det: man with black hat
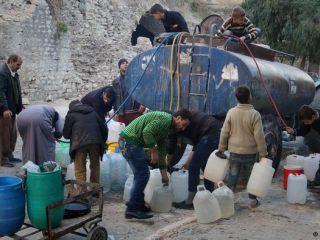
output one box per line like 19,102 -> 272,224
112,59 -> 145,125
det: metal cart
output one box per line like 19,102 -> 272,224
9,180 -> 107,240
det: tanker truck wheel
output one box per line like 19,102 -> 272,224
304,86 -> 320,153
262,114 -> 282,172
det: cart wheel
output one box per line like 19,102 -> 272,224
87,226 -> 108,240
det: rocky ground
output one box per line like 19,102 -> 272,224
0,101 -> 319,240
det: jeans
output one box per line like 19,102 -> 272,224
188,133 -> 220,192
120,140 -> 150,211
227,153 -> 258,199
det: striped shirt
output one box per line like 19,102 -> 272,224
120,111 -> 173,169
218,17 -> 259,41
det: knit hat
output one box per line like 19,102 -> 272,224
118,58 -> 128,69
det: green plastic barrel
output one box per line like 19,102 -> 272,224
26,167 -> 64,230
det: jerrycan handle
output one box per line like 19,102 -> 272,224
260,157 -> 273,167
197,185 -> 206,192
217,181 -> 225,188
215,150 -> 227,159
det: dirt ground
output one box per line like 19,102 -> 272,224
0,101 -> 319,240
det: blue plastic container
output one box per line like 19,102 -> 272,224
0,176 -> 25,236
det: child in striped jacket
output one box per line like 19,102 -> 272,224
218,7 -> 261,43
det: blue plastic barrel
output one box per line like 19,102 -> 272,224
0,176 -> 25,236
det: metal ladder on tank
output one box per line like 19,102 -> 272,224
187,35 -> 213,112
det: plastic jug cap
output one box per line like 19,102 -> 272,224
217,181 -> 225,187
197,185 -> 206,192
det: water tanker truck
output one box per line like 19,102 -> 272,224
124,15 -> 315,171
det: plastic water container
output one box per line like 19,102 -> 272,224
66,162 -> 90,182
55,141 -> 71,168
247,158 -> 275,198
303,154 -> 320,181
27,168 -> 64,230
285,154 -> 304,167
171,170 -> 188,203
107,152 -> 129,191
100,154 -> 111,193
204,150 -> 229,183
150,186 -> 173,213
212,181 -> 235,219
144,169 -> 170,204
193,185 -> 221,224
107,119 -> 125,143
283,165 -> 304,190
0,176 -> 25,236
287,173 -> 307,204
123,174 -> 134,202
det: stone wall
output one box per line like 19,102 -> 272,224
0,0 -> 237,103
0,0 -> 201,102
0,0 -> 71,102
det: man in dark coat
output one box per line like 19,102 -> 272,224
286,105 -> 320,136
0,54 -> 23,167
150,4 -> 189,33
131,12 -> 166,46
166,111 -> 222,209
112,59 -> 145,125
81,86 -> 116,122
63,100 -> 108,188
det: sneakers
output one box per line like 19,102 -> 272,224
141,204 -> 151,213
125,210 -> 153,219
125,202 -> 151,213
249,199 -> 261,208
173,201 -> 194,210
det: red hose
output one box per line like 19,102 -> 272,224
223,35 -> 288,128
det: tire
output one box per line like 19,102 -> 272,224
262,114 -> 282,172
87,226 -> 108,240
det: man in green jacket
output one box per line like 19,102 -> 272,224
119,110 -> 192,219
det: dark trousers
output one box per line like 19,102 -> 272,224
120,140 -> 150,211
227,153 -> 258,199
188,133 -> 220,192
0,116 -> 17,164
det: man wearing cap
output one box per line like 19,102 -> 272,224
112,59 -> 145,125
